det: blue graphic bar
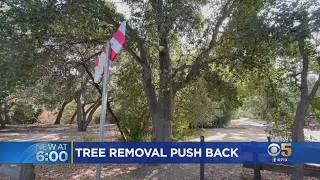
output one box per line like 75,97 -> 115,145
1,142 -> 320,164
73,142 -> 320,164
0,142 -> 72,164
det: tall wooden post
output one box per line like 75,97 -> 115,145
19,164 -> 35,180
252,141 -> 261,180
200,136 -> 204,180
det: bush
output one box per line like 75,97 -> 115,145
213,108 -> 233,128
232,108 -> 242,119
120,114 -> 152,142
173,127 -> 195,142
12,103 -> 42,124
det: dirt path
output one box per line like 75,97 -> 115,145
185,118 -> 270,142
0,124 -> 120,142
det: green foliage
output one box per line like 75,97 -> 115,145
112,55 -> 151,142
12,103 -> 42,124
174,77 -> 222,138
240,96 -> 267,119
240,67 -> 299,140
175,78 -> 222,125
174,68 -> 243,138
308,97 -> 320,123
218,107 -> 233,127
231,108 -> 242,119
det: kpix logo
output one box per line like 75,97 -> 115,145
267,143 -> 292,162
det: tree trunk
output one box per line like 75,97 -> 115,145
138,34 -> 174,142
291,39 -> 310,144
54,101 -> 70,125
0,113 -> 5,128
291,99 -> 309,180
153,36 -> 173,142
291,92 -> 320,180
75,93 -> 86,131
84,103 -> 97,118
292,100 -> 308,142
69,110 -> 77,124
83,102 -> 100,129
82,103 -> 86,122
4,103 -> 12,124
153,95 -> 173,142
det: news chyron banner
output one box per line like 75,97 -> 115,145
0,142 -> 72,164
1,142 -> 320,164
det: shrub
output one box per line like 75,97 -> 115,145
219,108 -> 233,127
12,103 -> 42,124
231,108 -> 242,119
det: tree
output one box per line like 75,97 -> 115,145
108,0 -> 270,142
0,108 -> 5,128
0,1 -> 50,127
0,0 -> 123,132
260,0 -> 320,179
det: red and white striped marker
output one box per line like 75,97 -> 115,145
94,21 -> 126,83
110,21 -> 126,61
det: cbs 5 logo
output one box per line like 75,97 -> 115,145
267,143 -> 292,157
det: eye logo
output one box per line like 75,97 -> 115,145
267,143 -> 281,157
267,143 -> 292,157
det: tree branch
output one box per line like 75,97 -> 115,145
309,74 -> 320,101
298,39 -> 310,97
308,56 -> 320,100
125,45 -> 145,66
171,64 -> 193,79
84,51 -> 103,63
197,0 -> 237,60
84,100 -> 100,114
173,54 -> 235,94
76,50 -> 105,96
77,61 -> 102,95
171,0 -> 238,95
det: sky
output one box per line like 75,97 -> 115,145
110,0 -> 131,18
110,0 -> 215,20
